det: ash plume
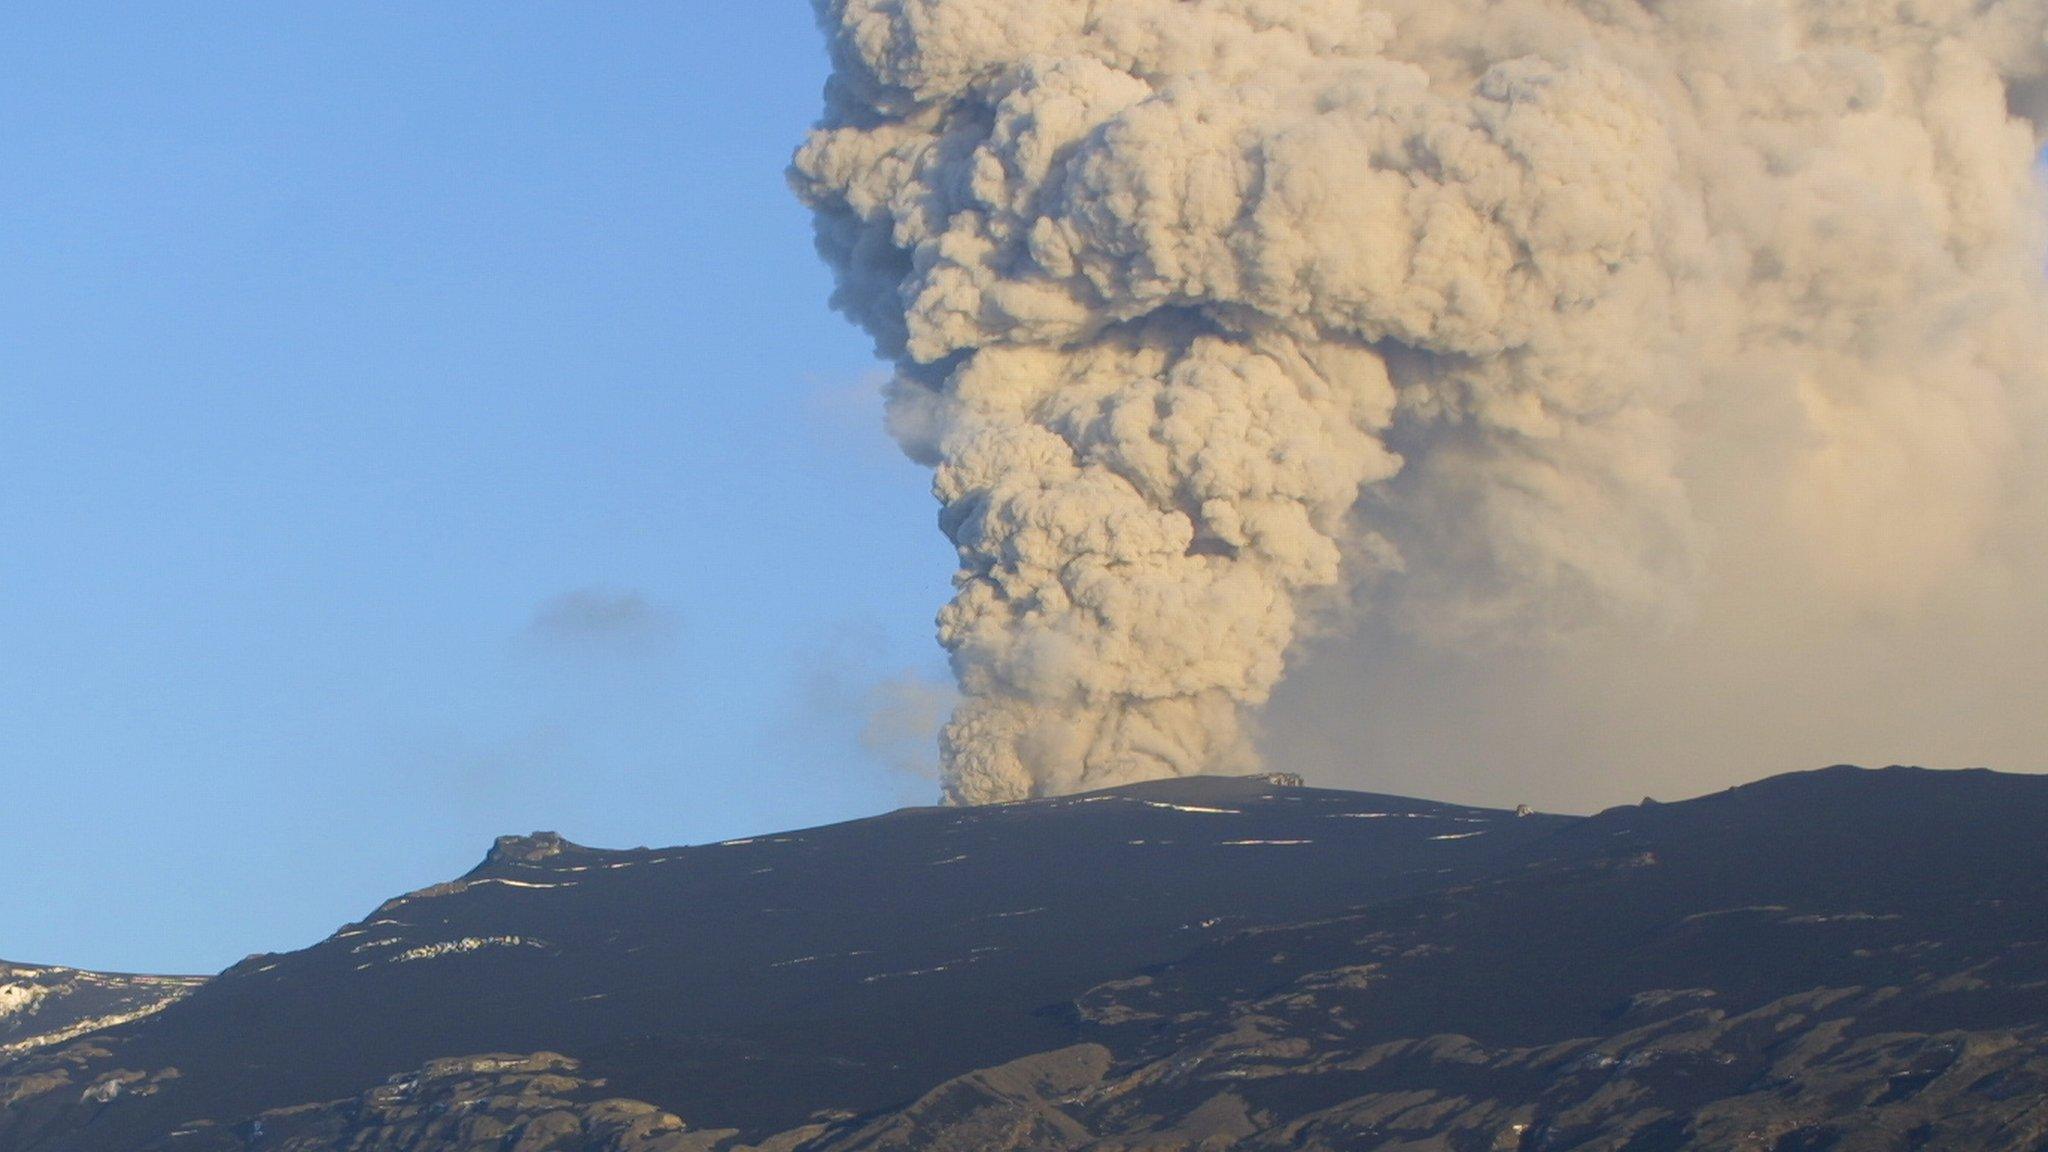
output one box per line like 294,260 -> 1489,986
793,0 -> 2048,805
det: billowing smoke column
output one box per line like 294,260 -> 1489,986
794,0 -> 2048,805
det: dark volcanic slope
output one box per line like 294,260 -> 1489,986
5,767 -> 2047,1152
0,775 -> 1563,1150
0,964 -> 202,1059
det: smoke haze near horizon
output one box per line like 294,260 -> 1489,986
794,0 -> 2048,806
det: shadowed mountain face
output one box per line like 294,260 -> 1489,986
0,964 -> 203,1060
4,767 -> 2046,1151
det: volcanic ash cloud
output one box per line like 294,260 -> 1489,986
792,0 -> 2048,805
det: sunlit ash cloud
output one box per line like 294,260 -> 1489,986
794,0 -> 2048,805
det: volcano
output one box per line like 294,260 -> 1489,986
4,766 -> 2045,1151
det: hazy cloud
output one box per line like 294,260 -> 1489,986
857,672 -> 957,781
521,589 -> 680,661
788,626 -> 956,787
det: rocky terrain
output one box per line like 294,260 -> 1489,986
0,963 -> 202,1060
4,766 -> 2045,1151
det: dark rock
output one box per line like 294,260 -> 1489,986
6,767 -> 2046,1151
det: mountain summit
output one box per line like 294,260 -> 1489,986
3,767 -> 2045,1151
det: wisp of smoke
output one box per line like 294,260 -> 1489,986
794,0 -> 2048,805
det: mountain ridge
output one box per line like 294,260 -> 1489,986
4,765 -> 2044,1151
0,964 -> 204,1062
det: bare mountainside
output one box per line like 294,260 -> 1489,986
3,766 -> 2046,1151
0,964 -> 202,1061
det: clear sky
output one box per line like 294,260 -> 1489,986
2,5 -> 956,974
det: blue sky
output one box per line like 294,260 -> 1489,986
1,5 -> 957,974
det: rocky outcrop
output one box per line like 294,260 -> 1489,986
250,1052 -> 712,1152
811,1045 -> 1113,1151
488,832 -> 577,867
